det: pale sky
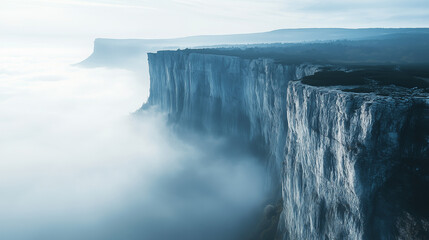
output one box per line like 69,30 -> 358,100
1,0 -> 429,41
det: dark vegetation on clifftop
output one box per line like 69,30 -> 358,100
301,66 -> 429,91
176,33 -> 429,93
179,33 -> 429,65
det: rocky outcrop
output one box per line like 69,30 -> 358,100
282,82 -> 429,239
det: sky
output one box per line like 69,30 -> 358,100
1,0 -> 429,43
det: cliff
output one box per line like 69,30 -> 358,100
283,82 -> 429,239
144,50 -> 429,239
146,51 -> 319,184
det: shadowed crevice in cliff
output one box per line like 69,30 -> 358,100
369,102 -> 429,239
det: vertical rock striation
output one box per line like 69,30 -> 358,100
282,82 -> 429,239
147,51 -> 318,182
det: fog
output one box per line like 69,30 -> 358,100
0,46 -> 268,240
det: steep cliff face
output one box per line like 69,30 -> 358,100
282,82 -> 429,239
145,51 -> 429,239
147,51 -> 319,181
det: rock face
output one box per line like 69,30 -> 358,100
144,50 -> 429,239
147,51 -> 319,183
283,82 -> 429,239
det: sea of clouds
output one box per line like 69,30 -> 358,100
0,47 -> 267,240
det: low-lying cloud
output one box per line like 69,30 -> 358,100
0,47 -> 267,240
